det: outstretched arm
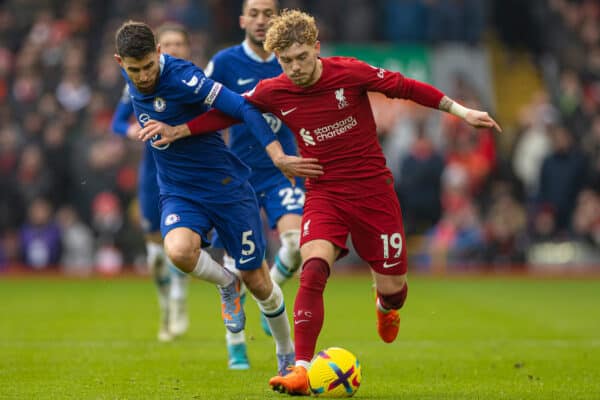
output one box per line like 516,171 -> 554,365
399,78 -> 501,132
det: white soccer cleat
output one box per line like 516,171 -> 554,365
157,323 -> 173,342
169,298 -> 189,337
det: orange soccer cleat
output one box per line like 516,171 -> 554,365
269,365 -> 310,396
376,306 -> 400,343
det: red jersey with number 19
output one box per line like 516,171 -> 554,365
244,56 -> 442,197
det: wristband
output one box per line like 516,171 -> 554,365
449,102 -> 469,119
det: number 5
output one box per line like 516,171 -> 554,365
242,230 -> 256,256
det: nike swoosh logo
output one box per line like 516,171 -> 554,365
294,319 -> 310,325
382,260 -> 401,268
286,205 -> 303,210
239,256 -> 256,265
237,77 -> 255,86
281,107 -> 297,116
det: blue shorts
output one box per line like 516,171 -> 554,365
159,182 -> 266,271
257,178 -> 305,229
212,177 -> 304,248
138,148 -> 161,233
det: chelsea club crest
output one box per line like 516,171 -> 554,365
153,97 -> 166,112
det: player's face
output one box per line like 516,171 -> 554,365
116,49 -> 161,94
240,0 -> 277,46
277,42 -> 321,87
158,31 -> 190,60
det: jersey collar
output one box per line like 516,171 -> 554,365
242,40 -> 275,63
159,53 -> 165,75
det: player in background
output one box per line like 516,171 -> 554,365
205,0 -> 304,365
137,9 -> 501,395
111,23 -> 193,343
114,21 -> 322,376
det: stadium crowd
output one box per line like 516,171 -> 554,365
0,0 -> 598,274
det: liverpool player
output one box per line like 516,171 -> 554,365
138,10 -> 501,396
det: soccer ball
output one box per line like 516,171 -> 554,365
308,347 -> 361,397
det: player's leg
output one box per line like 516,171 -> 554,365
269,239 -> 340,395
266,182 -> 305,286
259,182 -> 304,336
272,214 -> 302,283
139,154 -> 177,341
215,184 -> 293,375
160,197 -> 245,333
144,232 -> 173,342
350,187 -> 408,344
222,251 -> 250,370
269,194 -> 349,395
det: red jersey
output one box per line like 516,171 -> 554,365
188,56 -> 445,197
246,57 -> 443,196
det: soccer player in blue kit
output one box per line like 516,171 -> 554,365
111,23 -> 192,343
205,0 -> 305,367
113,21 -> 322,375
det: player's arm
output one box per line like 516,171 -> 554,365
138,79 -> 322,180
111,86 -> 142,139
354,59 -> 501,132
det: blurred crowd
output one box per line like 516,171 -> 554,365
0,0 -> 598,274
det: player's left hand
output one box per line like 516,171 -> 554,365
274,155 -> 323,186
465,110 -> 502,132
138,120 -> 190,145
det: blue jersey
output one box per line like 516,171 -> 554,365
206,42 -> 298,192
122,53 -> 276,202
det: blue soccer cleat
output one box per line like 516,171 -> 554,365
219,276 -> 246,333
276,352 -> 296,377
227,343 -> 250,370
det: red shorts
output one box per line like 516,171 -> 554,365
300,184 -> 407,275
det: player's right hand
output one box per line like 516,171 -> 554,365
138,120 -> 190,145
273,154 -> 323,186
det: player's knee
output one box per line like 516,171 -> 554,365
280,229 -> 300,252
377,283 -> 408,310
241,267 -> 271,299
299,257 -> 330,292
164,241 -> 197,273
278,229 -> 302,273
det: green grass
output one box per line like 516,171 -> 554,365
1,275 -> 599,399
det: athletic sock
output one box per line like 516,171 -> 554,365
255,282 -> 294,355
190,250 -> 234,287
293,257 -> 330,363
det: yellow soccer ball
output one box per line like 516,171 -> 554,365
308,347 -> 361,397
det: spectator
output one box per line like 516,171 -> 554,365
536,125 -> 588,233
396,126 -> 445,234
19,197 -> 62,269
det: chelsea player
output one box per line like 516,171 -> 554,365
205,0 -> 305,362
113,21 -> 322,375
111,23 -> 192,343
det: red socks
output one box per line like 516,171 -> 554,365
293,257 -> 330,363
377,282 -> 408,310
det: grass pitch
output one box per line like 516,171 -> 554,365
1,274 -> 599,399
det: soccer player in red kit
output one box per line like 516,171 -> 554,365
139,9 -> 501,396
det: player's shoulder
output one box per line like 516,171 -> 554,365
324,56 -> 369,70
212,44 -> 243,62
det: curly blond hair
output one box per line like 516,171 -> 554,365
264,9 -> 318,53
